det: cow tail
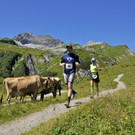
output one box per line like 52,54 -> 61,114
0,80 -> 5,103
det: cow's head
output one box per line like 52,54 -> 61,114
47,77 -> 55,88
42,77 -> 48,84
42,77 -> 54,89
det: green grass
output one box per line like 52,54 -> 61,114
0,62 -> 135,125
0,42 -> 45,56
0,93 -> 68,124
22,88 -> 135,135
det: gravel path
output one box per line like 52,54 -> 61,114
0,74 -> 126,135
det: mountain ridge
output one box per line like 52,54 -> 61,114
11,32 -> 112,50
12,33 -> 64,49
0,32 -> 130,53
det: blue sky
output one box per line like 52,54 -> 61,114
0,0 -> 135,52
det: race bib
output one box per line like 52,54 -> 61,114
66,63 -> 73,69
92,74 -> 97,79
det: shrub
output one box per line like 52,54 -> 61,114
11,61 -> 28,77
0,51 -> 21,77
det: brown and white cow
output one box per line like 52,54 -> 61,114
40,77 -> 61,101
0,75 -> 51,104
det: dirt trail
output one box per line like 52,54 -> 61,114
0,74 -> 126,135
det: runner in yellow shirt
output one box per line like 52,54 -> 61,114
88,57 -> 101,98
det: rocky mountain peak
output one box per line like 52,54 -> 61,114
84,41 -> 103,46
12,33 -> 64,49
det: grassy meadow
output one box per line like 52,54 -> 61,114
0,62 -> 134,126
22,88 -> 135,135
22,62 -> 135,135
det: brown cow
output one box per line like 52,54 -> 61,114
0,75 -> 51,105
40,77 -> 61,101
1,77 -> 23,102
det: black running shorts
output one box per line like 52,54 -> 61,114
90,72 -> 100,83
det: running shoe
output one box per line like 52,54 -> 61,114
64,101 -> 70,108
73,90 -> 77,98
90,94 -> 94,98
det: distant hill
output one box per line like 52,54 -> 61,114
0,37 -> 17,45
12,33 -> 64,49
84,40 -> 103,46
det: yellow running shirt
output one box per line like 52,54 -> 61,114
90,64 -> 98,72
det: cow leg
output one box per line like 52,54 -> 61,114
6,95 -> 9,104
52,88 -> 57,98
34,94 -> 37,100
58,85 -> 61,96
21,96 -> 25,103
6,90 -> 10,104
15,96 -> 18,103
19,95 -> 25,103
20,96 -> 22,101
30,94 -> 35,101
33,93 -> 37,102
40,92 -> 44,101
6,95 -> 11,105
15,96 -> 18,100
31,94 -> 33,101
59,89 -> 61,96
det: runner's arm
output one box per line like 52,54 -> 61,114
97,64 -> 101,71
75,62 -> 80,66
75,55 -> 81,66
60,62 -> 66,67
60,56 -> 66,67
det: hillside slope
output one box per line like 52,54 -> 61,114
0,74 -> 127,135
0,37 -> 134,83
